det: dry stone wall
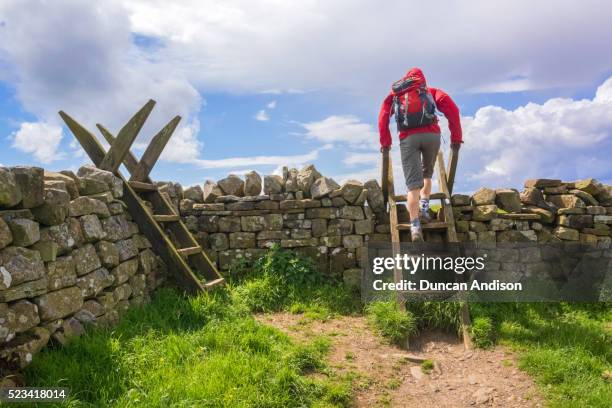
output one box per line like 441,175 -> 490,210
0,165 -> 166,373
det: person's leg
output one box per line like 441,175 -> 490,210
419,133 -> 441,220
399,136 -> 425,241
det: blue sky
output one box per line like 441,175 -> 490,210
1,0 -> 611,194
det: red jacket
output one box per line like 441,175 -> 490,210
378,67 -> 462,148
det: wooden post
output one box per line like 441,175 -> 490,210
447,147 -> 459,195
381,149 -> 390,207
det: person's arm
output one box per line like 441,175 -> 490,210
430,88 -> 462,146
378,92 -> 394,149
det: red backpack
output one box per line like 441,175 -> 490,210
391,77 -> 438,131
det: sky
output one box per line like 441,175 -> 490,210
1,0 -> 611,194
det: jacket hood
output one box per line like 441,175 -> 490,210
404,67 -> 426,86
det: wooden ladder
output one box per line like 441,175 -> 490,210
59,100 -> 224,295
382,147 -> 472,349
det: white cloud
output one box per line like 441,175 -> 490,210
254,110 -> 270,121
299,115 -> 376,148
267,100 -> 277,109
120,0 -> 612,94
190,149 -> 319,170
11,122 -> 64,163
457,76 -> 612,189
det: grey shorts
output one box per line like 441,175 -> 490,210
399,132 -> 441,191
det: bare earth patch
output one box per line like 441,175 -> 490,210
256,313 -> 543,408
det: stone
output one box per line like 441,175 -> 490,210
82,300 -> 105,317
31,188 -> 70,226
0,218 -> 12,250
279,199 -> 321,210
284,168 -> 299,193
202,180 -> 223,203
594,215 -> 612,224
546,194 -> 585,209
80,214 -> 106,242
264,175 -> 284,195
0,247 -> 45,290
44,171 -> 80,199
129,273 -> 147,297
573,178 -> 602,196
291,229 -> 311,239
77,165 -> 123,198
497,230 -> 530,242
244,171 -> 262,196
310,177 -> 340,199
229,232 -> 256,249
469,221 -> 488,232
338,180 -> 363,204
281,238 -> 319,248
586,206 -> 606,215
31,240 -> 58,262
320,236 -> 342,247
1,300 -> 40,341
343,268 -> 362,289
297,165 -> 322,197
524,206 -> 555,223
116,238 -> 138,261
524,178 -> 562,188
305,207 -> 337,219
364,179 -> 385,212
138,249 -> 157,275
477,231 -> 496,243
209,233 -> 229,251
78,177 -> 110,195
519,187 -> 548,208
339,206 -> 364,220
10,166 -> 44,208
0,167 -> 22,208
495,188 -> 522,213
570,189 -> 599,206
111,258 -> 139,285
520,230 -> 538,241
217,174 -> 245,197
183,185 -> 204,203
580,233 -> 598,245
553,226 -> 580,241
46,255 -> 76,291
240,216 -> 265,232
34,286 -> 83,321
68,196 -> 110,218
449,195 -> 470,208
76,267 -> 114,298
472,205 -> 497,221
218,216 -> 241,232
558,214 -> 593,229
471,187 -> 496,205
7,218 -> 40,246
51,317 -> 86,345
72,243 -> 101,276
342,235 -> 363,249
39,221 -> 78,255
0,326 -> 50,369
328,219 -> 353,235
354,219 -> 375,234
101,215 -> 131,241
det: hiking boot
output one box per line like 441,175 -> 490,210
411,226 -> 424,242
419,209 -> 432,224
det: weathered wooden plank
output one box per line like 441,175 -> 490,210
381,149 -> 390,207
178,246 -> 202,257
59,112 -> 206,294
130,115 -> 181,182
392,192 -> 446,202
97,124 -> 140,173
447,147 -> 459,195
128,180 -> 157,192
59,111 -> 106,166
99,99 -> 156,172
396,221 -> 449,231
153,214 -> 180,222
204,278 -> 225,289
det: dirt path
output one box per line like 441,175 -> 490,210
256,313 -> 543,408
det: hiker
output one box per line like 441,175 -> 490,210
378,67 -> 462,241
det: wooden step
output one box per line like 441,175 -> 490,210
178,246 -> 201,257
153,214 -> 180,222
396,221 -> 449,230
203,278 -> 225,289
392,192 -> 446,202
129,180 -> 157,192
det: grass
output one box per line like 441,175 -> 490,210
19,245 -> 612,407
472,302 -> 612,407
22,247 -> 359,408
420,360 -> 434,374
